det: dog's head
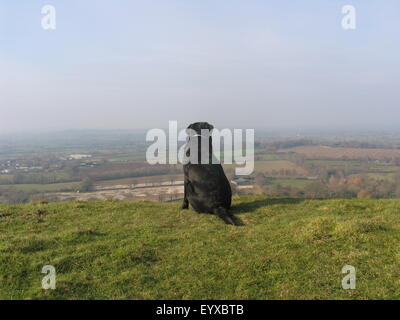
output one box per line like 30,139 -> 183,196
185,122 -> 215,161
186,122 -> 214,137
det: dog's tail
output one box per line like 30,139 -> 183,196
213,207 -> 237,226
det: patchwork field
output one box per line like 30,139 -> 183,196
4,143 -> 400,204
279,146 -> 400,160
254,160 -> 308,175
0,182 -> 79,193
269,179 -> 312,188
96,174 -> 182,187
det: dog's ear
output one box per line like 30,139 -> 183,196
186,123 -> 197,135
186,122 -> 213,134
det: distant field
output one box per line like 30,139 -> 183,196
97,174 -> 183,187
307,159 -> 400,175
225,159 -> 308,177
349,173 -> 396,180
255,160 -> 308,175
257,153 -> 294,161
307,159 -> 361,166
279,146 -> 400,160
269,179 -> 313,188
0,182 -> 79,192
106,153 -> 146,162
0,172 -> 71,184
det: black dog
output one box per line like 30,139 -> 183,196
181,122 -> 237,225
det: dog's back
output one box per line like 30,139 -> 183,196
184,163 -> 231,213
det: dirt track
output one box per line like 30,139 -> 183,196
47,182 -> 184,202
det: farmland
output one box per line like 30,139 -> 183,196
3,130 -> 400,203
254,160 -> 308,175
0,182 -> 79,193
279,145 -> 400,160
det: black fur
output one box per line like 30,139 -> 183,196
181,122 -> 237,225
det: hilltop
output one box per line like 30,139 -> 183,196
0,196 -> 399,299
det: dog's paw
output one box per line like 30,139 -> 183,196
181,204 -> 189,210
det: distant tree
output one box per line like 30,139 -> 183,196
79,177 -> 94,192
224,168 -> 235,182
158,192 -> 165,202
230,182 -> 238,195
255,174 -> 268,187
66,164 -> 79,179
357,190 -> 372,199
304,181 -> 329,198
12,173 -> 24,184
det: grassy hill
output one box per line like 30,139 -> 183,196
0,196 -> 399,300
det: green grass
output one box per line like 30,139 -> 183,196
0,196 -> 399,300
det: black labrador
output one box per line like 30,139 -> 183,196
181,122 -> 237,225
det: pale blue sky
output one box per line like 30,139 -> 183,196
0,0 -> 399,132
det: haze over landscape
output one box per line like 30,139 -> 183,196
1,0 -> 399,133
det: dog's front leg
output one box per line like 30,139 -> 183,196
181,178 -> 189,209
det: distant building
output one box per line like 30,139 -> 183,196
15,166 -> 43,171
69,154 -> 92,160
16,166 -> 29,170
231,177 -> 252,186
80,161 -> 99,167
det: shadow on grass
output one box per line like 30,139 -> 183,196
231,197 -> 306,215
228,197 -> 306,226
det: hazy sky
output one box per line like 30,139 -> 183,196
0,0 -> 399,132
